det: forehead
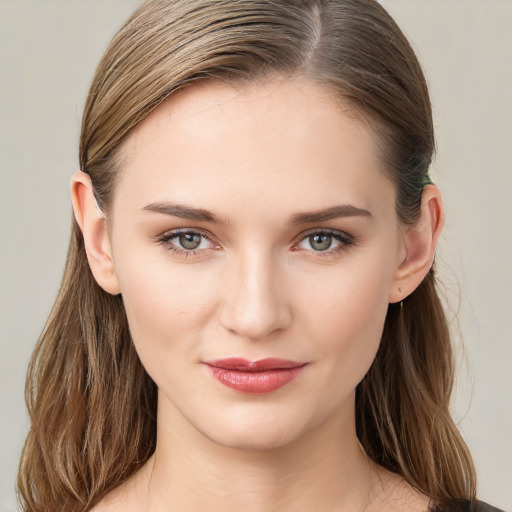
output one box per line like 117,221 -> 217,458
113,77 -> 395,220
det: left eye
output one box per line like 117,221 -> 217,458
297,232 -> 349,252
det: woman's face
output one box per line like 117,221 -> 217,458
107,77 -> 405,449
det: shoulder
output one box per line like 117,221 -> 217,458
470,502 -> 507,512
431,500 -> 506,512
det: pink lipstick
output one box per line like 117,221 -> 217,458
205,358 -> 307,394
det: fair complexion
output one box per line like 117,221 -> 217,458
72,77 -> 444,511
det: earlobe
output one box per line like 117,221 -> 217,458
389,184 -> 445,303
70,170 -> 121,295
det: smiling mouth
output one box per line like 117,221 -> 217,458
204,358 -> 307,394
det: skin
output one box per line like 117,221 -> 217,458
72,77 -> 444,511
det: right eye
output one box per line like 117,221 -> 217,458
156,230 -> 217,256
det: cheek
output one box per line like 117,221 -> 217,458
297,258 -> 393,383
114,253 -> 219,364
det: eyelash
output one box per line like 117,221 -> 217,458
293,229 -> 355,257
155,228 -> 355,258
156,229 -> 217,257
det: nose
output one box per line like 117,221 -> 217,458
219,249 -> 292,341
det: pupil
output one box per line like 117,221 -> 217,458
311,234 -> 332,251
179,233 -> 201,250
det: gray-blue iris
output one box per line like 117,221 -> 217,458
310,234 -> 332,251
179,233 -> 202,250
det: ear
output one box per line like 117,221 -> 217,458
70,170 -> 120,295
389,184 -> 445,303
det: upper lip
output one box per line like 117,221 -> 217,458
205,358 -> 306,372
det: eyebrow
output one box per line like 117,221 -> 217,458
142,202 -> 225,223
143,201 -> 371,225
290,205 -> 372,225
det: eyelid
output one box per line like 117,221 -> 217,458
156,227 -> 216,241
294,228 -> 354,244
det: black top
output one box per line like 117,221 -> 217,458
431,500 -> 506,512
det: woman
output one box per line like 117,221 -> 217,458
16,1 -> 504,511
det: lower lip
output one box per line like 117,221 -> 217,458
207,365 -> 306,394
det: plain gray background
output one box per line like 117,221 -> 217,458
0,1 -> 511,511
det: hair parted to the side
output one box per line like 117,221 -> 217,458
18,0 -> 476,510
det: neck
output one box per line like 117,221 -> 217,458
139,392 -> 378,512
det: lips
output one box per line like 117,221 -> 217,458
205,358 -> 307,394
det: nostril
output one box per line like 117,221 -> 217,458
219,282 -> 292,341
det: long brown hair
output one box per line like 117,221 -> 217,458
18,1 -> 476,510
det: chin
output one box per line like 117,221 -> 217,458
195,403 -> 328,453
205,426 -> 300,452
